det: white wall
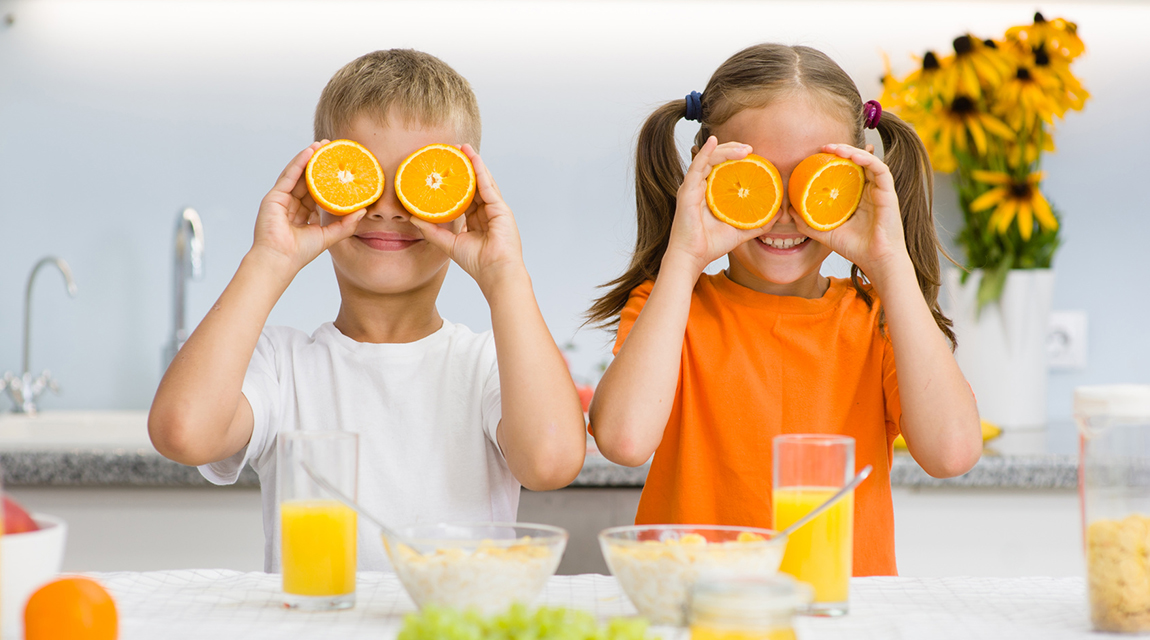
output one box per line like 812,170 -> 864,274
0,1 -> 1143,417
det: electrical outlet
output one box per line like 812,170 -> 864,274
1048,310 -> 1088,370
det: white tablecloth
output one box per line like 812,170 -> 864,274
89,570 -> 1102,639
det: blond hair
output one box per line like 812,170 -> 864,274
588,43 -> 956,347
314,49 -> 481,148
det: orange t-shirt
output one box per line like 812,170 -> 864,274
613,273 -> 901,576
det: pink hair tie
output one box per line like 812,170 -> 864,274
863,100 -> 882,129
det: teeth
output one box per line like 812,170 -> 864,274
756,236 -> 809,249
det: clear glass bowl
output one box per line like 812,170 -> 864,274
383,522 -> 567,614
599,524 -> 787,626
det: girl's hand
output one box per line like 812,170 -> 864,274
665,136 -> 769,274
251,142 -> 368,272
792,143 -> 910,285
409,145 -> 525,294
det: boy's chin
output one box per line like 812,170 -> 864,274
333,261 -> 448,297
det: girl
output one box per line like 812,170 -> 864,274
586,44 -> 982,576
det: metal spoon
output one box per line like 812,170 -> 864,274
778,465 -> 872,538
299,460 -> 400,541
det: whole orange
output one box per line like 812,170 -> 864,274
25,576 -> 118,640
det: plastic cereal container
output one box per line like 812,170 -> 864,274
1077,385 -> 1150,633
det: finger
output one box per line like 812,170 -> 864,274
682,136 -> 719,183
461,145 -> 507,217
464,204 -> 487,234
275,144 -> 320,198
684,138 -> 752,183
792,213 -> 834,246
823,143 -> 895,193
680,140 -> 753,208
409,215 -> 459,256
320,209 -> 367,249
290,142 -> 325,200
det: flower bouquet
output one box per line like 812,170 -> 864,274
881,12 -> 1088,309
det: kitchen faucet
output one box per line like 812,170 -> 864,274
162,207 -> 204,371
1,256 -> 78,414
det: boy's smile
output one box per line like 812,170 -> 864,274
354,230 -> 422,252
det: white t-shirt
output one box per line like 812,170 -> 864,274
199,320 -> 519,572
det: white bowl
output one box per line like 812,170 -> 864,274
383,522 -> 567,614
599,524 -> 787,626
1,514 -> 67,637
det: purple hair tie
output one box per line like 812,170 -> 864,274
863,100 -> 882,129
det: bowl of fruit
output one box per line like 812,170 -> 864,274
1,495 -> 67,637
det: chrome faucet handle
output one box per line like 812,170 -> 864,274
31,370 -> 60,397
2,371 -> 61,415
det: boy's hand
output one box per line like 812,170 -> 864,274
409,145 -> 526,294
251,142 -> 368,273
664,136 -> 767,276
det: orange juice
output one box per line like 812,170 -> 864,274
772,487 -> 853,604
281,500 -> 357,596
691,625 -> 796,640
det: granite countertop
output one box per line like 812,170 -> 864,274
0,411 -> 1078,489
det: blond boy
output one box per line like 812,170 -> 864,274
148,49 -> 587,571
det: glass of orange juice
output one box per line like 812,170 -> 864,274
772,434 -> 854,617
277,431 -> 359,610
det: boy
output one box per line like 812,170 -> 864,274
148,49 -> 587,571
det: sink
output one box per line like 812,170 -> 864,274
0,411 -> 152,451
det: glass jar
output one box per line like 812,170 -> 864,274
688,575 -> 813,640
1077,385 -> 1150,633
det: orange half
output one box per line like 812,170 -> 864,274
395,144 -> 476,223
305,139 -> 385,215
788,153 -> 865,231
705,154 -> 783,230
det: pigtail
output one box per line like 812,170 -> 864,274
861,111 -> 958,348
587,100 -> 690,328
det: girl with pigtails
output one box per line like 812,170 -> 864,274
587,44 -> 981,575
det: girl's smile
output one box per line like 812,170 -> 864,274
755,233 -> 812,252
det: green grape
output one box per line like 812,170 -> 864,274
396,603 -> 655,640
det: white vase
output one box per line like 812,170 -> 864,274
944,268 -> 1055,430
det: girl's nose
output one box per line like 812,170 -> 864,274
776,192 -> 797,223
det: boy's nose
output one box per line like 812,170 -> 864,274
365,193 -> 411,221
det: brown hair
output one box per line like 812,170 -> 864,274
588,43 -> 955,347
314,49 -> 481,148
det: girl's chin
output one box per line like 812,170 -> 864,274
729,255 -> 824,291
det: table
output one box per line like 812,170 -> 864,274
89,570 -> 1105,639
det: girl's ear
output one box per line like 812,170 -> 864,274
690,145 -> 700,160
866,143 -> 875,154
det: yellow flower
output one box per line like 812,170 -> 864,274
1006,12 -> 1085,61
968,170 -> 1057,240
899,51 -> 947,106
994,62 -> 1064,129
1036,49 -> 1091,112
915,94 -> 1016,171
940,35 -> 1013,100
